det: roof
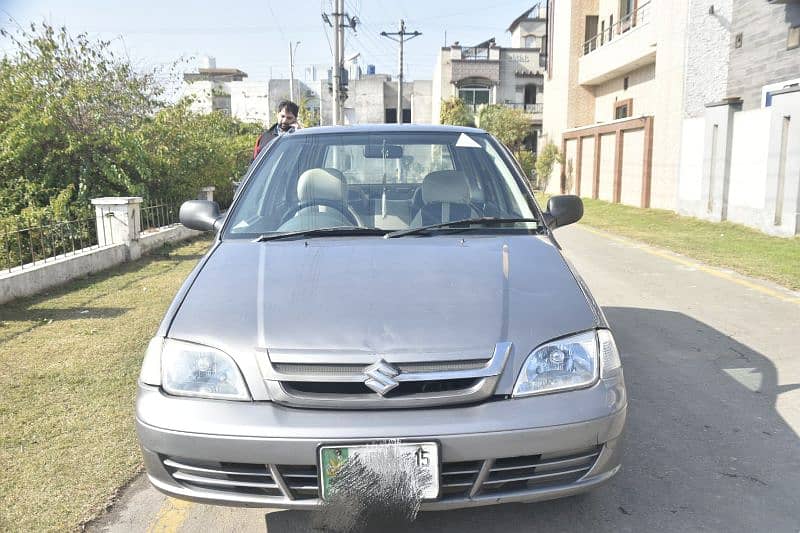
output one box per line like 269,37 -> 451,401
198,68 -> 248,76
507,4 -> 544,33
291,124 -> 487,136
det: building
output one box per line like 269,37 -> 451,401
316,73 -> 433,125
542,0 -> 799,236
182,57 -> 320,126
432,4 -> 548,151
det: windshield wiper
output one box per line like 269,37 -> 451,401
385,217 -> 540,238
255,226 -> 387,242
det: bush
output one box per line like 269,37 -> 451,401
516,150 -> 536,186
439,97 -> 475,127
0,23 -> 261,221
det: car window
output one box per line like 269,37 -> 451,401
322,143 -> 455,184
223,131 -> 539,238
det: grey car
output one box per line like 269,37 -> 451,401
136,125 -> 626,512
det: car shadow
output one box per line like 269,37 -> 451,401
265,307 -> 800,532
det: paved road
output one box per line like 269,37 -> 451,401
88,224 -> 800,533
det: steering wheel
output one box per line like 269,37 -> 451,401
280,199 -> 363,227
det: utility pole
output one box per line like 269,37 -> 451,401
289,41 -> 300,102
322,1 -> 358,125
381,20 -> 421,124
333,0 -> 342,124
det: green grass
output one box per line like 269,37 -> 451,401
0,237 -> 212,533
536,193 -> 800,291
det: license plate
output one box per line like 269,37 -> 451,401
318,442 -> 440,501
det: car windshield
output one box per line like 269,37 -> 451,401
223,130 -> 540,239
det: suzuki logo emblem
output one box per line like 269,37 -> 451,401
363,359 -> 400,396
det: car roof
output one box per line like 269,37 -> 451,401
291,124 -> 489,136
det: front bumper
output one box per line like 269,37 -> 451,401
136,373 -> 626,510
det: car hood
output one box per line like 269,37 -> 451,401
168,235 -> 599,393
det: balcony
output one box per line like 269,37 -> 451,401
578,2 -> 656,86
466,102 -> 543,123
503,102 -> 543,121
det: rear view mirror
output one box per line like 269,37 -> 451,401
364,144 -> 403,159
179,200 -> 223,232
544,195 -> 583,229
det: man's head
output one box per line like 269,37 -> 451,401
277,100 -> 300,131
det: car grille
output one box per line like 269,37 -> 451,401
258,342 -> 512,409
162,445 -> 601,502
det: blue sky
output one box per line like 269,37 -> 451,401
0,0 -> 536,84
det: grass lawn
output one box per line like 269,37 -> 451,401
0,236 -> 212,532
536,193 -> 800,291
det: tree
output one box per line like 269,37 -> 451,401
476,104 -> 531,152
298,93 -> 321,127
439,97 -> 475,127
0,23 -> 261,220
534,141 -> 564,191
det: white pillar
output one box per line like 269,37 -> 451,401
199,187 -> 216,202
91,197 -> 143,247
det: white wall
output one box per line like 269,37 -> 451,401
593,63 -> 656,122
677,117 -> 705,205
229,82 -> 271,125
598,133 -> 616,201
580,136 -> 596,195
727,109 -> 770,212
621,129 -> 644,206
677,90 -> 800,236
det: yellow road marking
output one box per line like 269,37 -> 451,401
146,497 -> 194,533
575,225 -> 800,306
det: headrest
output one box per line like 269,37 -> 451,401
297,168 -> 346,203
421,170 -> 471,204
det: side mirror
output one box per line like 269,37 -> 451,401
544,195 -> 583,229
179,200 -> 223,232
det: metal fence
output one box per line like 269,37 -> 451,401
140,199 -> 182,234
0,209 -> 101,272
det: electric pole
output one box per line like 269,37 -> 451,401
322,1 -> 358,125
289,41 -> 300,102
381,20 -> 421,124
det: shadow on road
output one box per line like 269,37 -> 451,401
261,306 -> 800,532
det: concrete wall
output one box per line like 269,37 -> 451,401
621,128 -> 644,206
229,81 -> 271,125
677,117 -> 705,205
184,81 -> 215,115
580,136 -> 596,194
598,132 -> 616,201
593,62 -> 656,122
727,1 -> 800,111
683,0 -> 733,118
412,80 -> 433,124
677,89 -> 800,236
650,0 -> 689,210
0,225 -> 202,305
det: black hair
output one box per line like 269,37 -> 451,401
277,100 -> 299,116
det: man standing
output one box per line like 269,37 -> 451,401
253,100 -> 301,159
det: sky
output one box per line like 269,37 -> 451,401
0,0 -> 536,87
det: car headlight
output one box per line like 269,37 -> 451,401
513,330 -> 602,397
160,339 -> 251,401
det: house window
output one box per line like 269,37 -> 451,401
459,85 -> 491,108
614,98 -> 633,119
524,35 -> 539,48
